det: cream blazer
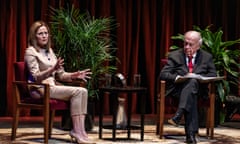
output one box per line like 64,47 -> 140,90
24,46 -> 72,86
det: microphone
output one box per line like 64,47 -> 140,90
45,49 -> 50,61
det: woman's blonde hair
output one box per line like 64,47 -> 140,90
28,21 -> 51,52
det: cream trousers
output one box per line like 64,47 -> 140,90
49,85 -> 88,116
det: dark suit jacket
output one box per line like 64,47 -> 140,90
159,48 -> 217,98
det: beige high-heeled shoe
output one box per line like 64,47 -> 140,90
70,130 -> 95,144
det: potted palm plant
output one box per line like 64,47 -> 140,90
49,5 -> 119,130
49,5 -> 118,97
170,25 -> 240,124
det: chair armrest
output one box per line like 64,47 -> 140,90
13,80 -> 48,86
13,81 -> 50,106
157,80 -> 166,99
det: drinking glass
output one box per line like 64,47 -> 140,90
133,74 -> 141,87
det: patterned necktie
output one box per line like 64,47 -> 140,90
188,56 -> 193,73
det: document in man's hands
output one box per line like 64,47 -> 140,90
175,73 -> 224,83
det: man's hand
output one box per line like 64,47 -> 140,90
175,75 -> 187,83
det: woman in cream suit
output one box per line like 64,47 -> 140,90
24,21 -> 93,144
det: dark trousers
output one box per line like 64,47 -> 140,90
179,79 -> 199,134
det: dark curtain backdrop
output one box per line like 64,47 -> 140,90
1,0 -> 240,116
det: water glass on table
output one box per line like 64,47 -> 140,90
133,74 -> 141,87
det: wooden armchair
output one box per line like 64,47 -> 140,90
156,59 -> 216,139
11,62 -> 69,143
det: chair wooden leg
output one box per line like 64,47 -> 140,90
159,99 -> 165,139
156,122 -> 159,134
44,109 -> 50,143
209,82 -> 215,139
11,107 -> 19,140
49,110 -> 55,138
156,98 -> 160,134
207,106 -> 214,139
209,108 -> 214,139
159,81 -> 165,139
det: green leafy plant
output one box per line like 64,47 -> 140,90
49,5 -> 119,98
170,25 -> 240,123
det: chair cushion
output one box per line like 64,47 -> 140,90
49,99 -> 69,110
22,98 -> 69,110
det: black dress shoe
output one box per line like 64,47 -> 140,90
185,133 -> 197,144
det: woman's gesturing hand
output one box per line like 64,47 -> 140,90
53,57 -> 64,70
71,69 -> 92,82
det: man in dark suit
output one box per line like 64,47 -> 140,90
159,31 -> 216,144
